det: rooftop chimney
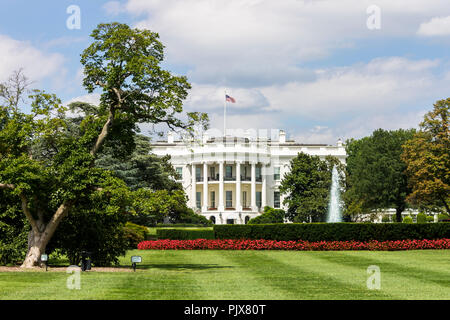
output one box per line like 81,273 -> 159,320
167,131 -> 174,143
279,130 -> 286,143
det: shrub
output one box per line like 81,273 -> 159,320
157,228 -> 215,240
402,216 -> 413,223
248,206 -> 285,224
416,212 -> 427,224
156,223 -> 211,228
213,223 -> 450,242
381,215 -> 391,223
438,213 -> 450,222
123,222 -> 150,249
426,216 -> 435,223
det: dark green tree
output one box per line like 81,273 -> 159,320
280,153 -> 344,222
344,128 -> 416,222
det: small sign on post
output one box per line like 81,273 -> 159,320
131,256 -> 142,272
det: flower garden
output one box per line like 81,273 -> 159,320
138,238 -> 450,251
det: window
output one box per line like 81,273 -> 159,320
210,191 -> 215,208
175,167 -> 183,180
226,191 -> 233,208
256,167 -> 261,180
242,191 -> 247,207
274,167 -> 280,181
209,216 -> 216,224
210,166 -> 215,179
274,191 -> 280,208
256,192 -> 262,209
196,166 -> 201,180
225,165 -> 233,178
196,192 -> 201,209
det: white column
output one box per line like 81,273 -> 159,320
202,162 -> 208,212
236,162 -> 241,211
262,165 -> 267,209
251,162 -> 256,211
191,163 -> 196,209
218,161 -> 224,211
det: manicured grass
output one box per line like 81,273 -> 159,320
0,250 -> 449,300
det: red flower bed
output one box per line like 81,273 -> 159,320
137,238 -> 450,251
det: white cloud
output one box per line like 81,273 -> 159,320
262,57 -> 443,120
124,0 -> 450,87
417,16 -> 450,36
0,34 -> 65,83
103,1 -> 125,16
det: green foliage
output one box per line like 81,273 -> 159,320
130,189 -> 188,226
0,192 -> 29,265
213,223 -> 450,241
402,216 -> 413,224
248,206 -> 285,224
344,129 -> 416,222
426,216 -> 435,223
416,212 -> 428,224
381,215 -> 391,223
279,153 -> 344,222
402,99 -> 450,214
438,213 -> 450,221
47,174 -> 132,266
156,228 -> 215,240
96,134 -> 182,191
123,222 -> 150,249
0,23 -> 209,266
156,223 -> 211,228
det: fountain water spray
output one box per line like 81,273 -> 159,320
327,165 -> 342,222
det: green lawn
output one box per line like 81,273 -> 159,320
0,250 -> 449,300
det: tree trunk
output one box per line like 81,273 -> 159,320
21,201 -> 73,268
395,207 -> 403,223
21,231 -> 49,268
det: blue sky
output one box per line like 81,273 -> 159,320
1,0 -> 450,144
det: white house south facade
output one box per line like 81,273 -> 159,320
150,130 -> 347,224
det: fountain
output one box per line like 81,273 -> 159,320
327,165 -> 342,222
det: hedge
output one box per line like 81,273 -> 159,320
156,228 -> 215,240
213,223 -> 450,242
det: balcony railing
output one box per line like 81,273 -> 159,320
224,176 -> 236,181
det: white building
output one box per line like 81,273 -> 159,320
150,130 -> 347,224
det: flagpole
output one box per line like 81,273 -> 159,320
224,89 -> 227,137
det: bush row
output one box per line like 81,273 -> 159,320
213,223 -> 450,242
156,228 -> 215,240
137,238 -> 450,251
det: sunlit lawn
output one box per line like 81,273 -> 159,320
0,250 -> 449,300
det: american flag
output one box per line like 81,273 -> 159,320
225,94 -> 236,103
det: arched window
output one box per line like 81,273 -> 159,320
245,216 -> 250,224
210,216 -> 216,224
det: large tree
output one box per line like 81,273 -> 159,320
344,128 -> 415,222
279,153 -> 344,222
0,23 -> 207,268
402,99 -> 449,213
